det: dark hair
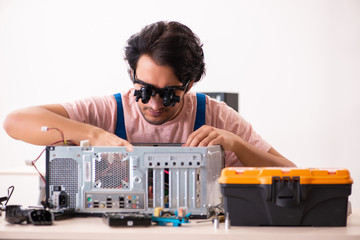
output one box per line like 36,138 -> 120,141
125,21 -> 205,86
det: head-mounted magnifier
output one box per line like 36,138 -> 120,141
133,71 -> 189,107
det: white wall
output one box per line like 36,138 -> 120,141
1,0 -> 359,208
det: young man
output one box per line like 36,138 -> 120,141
3,21 -> 295,167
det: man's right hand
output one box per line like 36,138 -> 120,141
3,104 -> 133,151
90,128 -> 133,151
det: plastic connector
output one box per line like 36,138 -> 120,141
80,140 -> 90,148
28,209 -> 54,225
5,205 -> 54,225
25,160 -> 34,166
5,205 -> 29,224
41,126 -> 48,132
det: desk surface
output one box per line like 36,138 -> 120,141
1,209 -> 360,240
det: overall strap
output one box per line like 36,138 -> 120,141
193,93 -> 206,131
113,93 -> 127,140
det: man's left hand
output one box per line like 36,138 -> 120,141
183,125 -> 237,151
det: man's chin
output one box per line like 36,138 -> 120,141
140,106 -> 179,125
144,117 -> 167,125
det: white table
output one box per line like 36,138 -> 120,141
1,209 -> 359,240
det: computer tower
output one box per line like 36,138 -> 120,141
45,145 -> 224,218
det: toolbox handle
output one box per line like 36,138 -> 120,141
272,176 -> 301,207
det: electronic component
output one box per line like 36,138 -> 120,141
45,145 -> 224,218
28,209 -> 54,225
103,213 -> 152,227
5,205 -> 29,224
5,205 -> 54,225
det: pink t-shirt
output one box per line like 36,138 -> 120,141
61,89 -> 271,167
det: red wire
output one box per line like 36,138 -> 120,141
32,161 -> 46,183
32,127 -> 79,184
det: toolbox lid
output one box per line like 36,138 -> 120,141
218,167 -> 353,185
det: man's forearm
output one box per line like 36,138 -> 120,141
3,106 -> 99,146
232,137 -> 296,167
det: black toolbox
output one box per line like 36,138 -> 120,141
218,168 -> 353,226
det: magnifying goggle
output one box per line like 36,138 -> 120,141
133,74 -> 189,107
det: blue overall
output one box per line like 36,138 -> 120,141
113,93 -> 206,140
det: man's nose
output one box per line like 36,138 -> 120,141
147,94 -> 163,110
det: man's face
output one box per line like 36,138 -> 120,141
134,55 -> 187,125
